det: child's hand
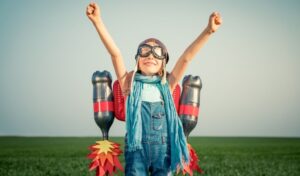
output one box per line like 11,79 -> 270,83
207,12 -> 222,34
86,2 -> 101,23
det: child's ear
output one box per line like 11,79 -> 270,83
158,68 -> 163,77
158,60 -> 166,77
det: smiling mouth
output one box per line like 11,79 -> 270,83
143,62 -> 156,66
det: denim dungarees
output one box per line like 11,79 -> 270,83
125,83 -> 172,176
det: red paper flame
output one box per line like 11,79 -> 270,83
87,140 -> 124,176
177,143 -> 204,176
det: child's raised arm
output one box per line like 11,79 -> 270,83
86,2 -> 127,90
168,12 -> 222,92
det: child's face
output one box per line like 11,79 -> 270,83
138,42 -> 163,76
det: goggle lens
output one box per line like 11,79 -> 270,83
138,44 -> 165,60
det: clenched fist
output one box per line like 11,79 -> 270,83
86,2 -> 101,23
207,12 -> 223,33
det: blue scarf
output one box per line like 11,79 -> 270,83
126,73 -> 189,171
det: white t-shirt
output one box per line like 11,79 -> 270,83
141,83 -> 163,102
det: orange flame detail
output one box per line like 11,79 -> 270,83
177,143 -> 204,176
88,140 -> 124,176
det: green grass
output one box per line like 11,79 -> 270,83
0,137 -> 299,176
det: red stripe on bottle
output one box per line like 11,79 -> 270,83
93,101 -> 114,112
179,105 -> 199,117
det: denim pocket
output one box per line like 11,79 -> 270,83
152,112 -> 165,130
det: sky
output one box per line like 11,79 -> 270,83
0,0 -> 299,137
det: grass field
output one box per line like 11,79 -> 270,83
0,137 -> 299,176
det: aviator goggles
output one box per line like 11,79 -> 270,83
137,44 -> 167,60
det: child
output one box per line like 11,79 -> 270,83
86,2 -> 222,175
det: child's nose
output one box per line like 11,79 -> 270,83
147,53 -> 155,60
